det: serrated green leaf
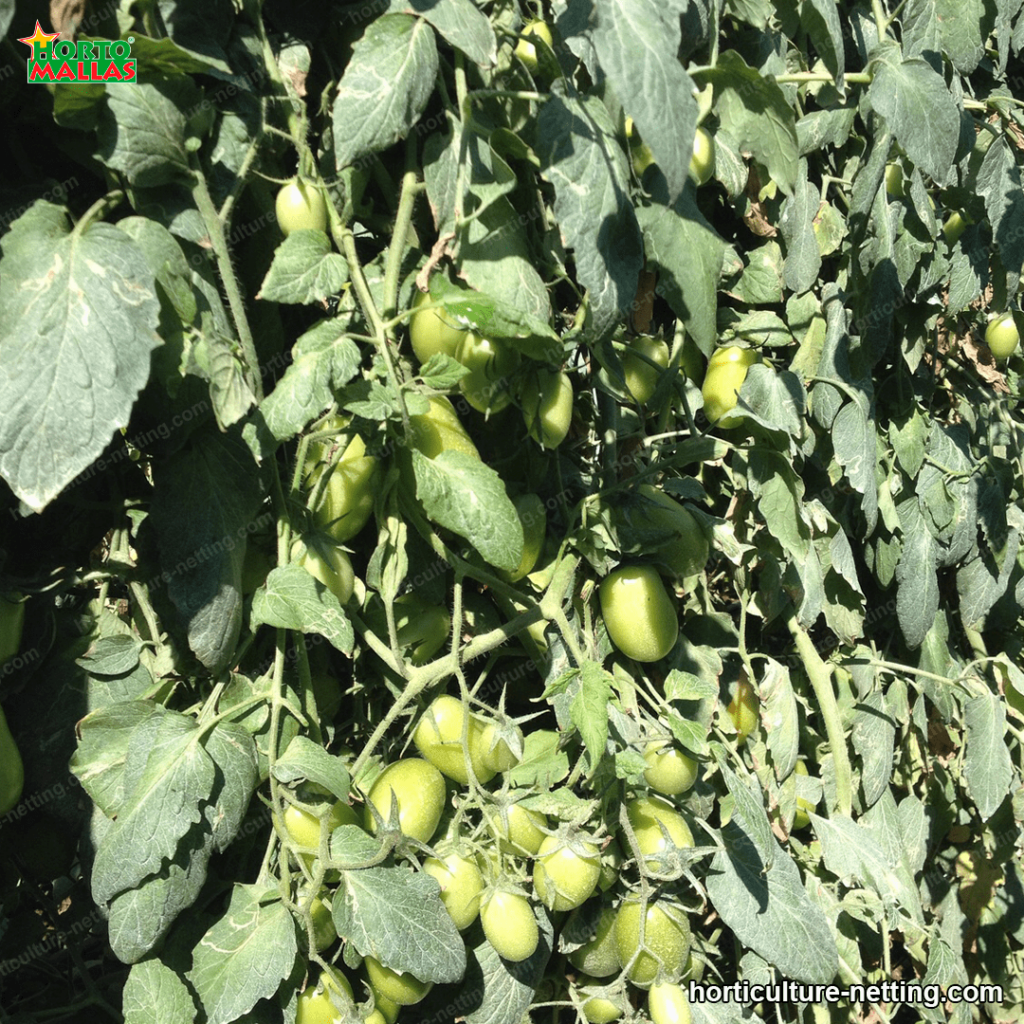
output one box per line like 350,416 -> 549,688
252,565 -> 354,654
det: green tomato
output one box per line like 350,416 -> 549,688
577,977 -> 624,1024
281,799 -> 358,864
985,312 -> 1020,361
307,896 -> 336,952
626,795 -> 695,873
0,594 -> 24,664
456,331 -> 520,414
0,704 -> 25,817
500,493 -> 547,583
515,19 -> 555,76
643,742 -> 698,796
365,956 -> 432,1006
407,395 -> 480,461
625,117 -> 656,177
568,906 -> 621,977
485,801 -> 549,855
726,679 -> 758,744
635,484 -> 709,580
598,838 -> 624,891
412,694 -> 495,785
305,417 -> 379,543
476,720 -> 522,773
364,758 -> 446,843
614,897 -> 692,988
409,288 -> 467,364
295,970 -> 354,1024
423,848 -> 486,930
701,346 -> 759,427
522,368 -> 573,449
599,565 -> 678,662
293,537 -> 354,605
480,889 -> 539,962
395,593 -> 451,666
533,834 -> 602,911
791,760 -> 816,830
884,162 -> 905,198
689,127 -> 715,186
942,210 -> 971,244
649,980 -> 692,1024
622,335 -> 670,405
371,990 -> 401,1024
276,179 -> 328,236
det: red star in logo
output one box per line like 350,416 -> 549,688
17,21 -> 59,57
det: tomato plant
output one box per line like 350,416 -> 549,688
276,179 -> 328,236
599,565 -> 678,662
364,758 -> 446,843
532,833 -> 602,910
480,889 -> 539,962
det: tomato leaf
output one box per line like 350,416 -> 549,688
188,886 -> 299,1024
759,659 -> 799,780
537,85 -> 643,339
588,0 -> 699,204
388,0 -> 497,66
411,449 -> 523,573
272,734 -> 351,804
333,865 -> 467,984
150,425 -> 265,672
963,693 -> 1014,821
252,565 -> 355,654
0,203 -> 162,511
123,960 -> 196,1024
851,690 -> 896,809
569,662 -> 612,775
257,231 -> 349,306
332,14 -> 438,171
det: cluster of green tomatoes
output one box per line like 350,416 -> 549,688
279,690 -> 705,1024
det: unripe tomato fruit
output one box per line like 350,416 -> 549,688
515,19 -> 554,75
533,834 -> 602,910
477,720 -> 522,773
626,795 -> 695,873
726,679 -> 758,744
394,593 -> 451,665
884,162 -> 905,198
689,128 -> 715,186
791,760 -> 816,830
486,801 -> 549,855
456,331 -> 520,414
522,368 -> 573,448
985,313 -> 1020,361
364,758 -> 446,842
371,991 -> 401,1024
293,538 -> 354,605
577,977 -> 624,1023
500,493 -> 547,583
614,897 -> 692,987
702,346 -> 759,426
635,484 -> 709,580
407,395 -> 480,461
1,709 -> 26,816
276,179 -> 328,236
649,980 -> 692,1024
598,837 -> 624,891
480,889 -> 539,961
423,848 -> 486,930
282,800 -> 357,853
599,565 -> 678,662
625,117 -> 656,177
409,288 -> 467,364
307,896 -> 336,951
942,210 -> 971,244
622,335 -> 670,405
643,741 -> 699,796
296,970 -> 354,1024
0,594 -> 24,664
365,956 -> 433,1005
305,419 -> 378,543
413,694 -> 496,785
568,906 -> 621,977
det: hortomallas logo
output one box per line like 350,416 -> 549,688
18,21 -> 137,84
